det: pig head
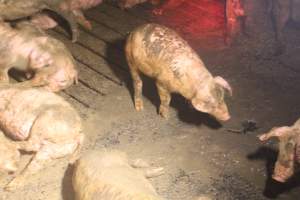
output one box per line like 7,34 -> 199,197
191,76 -> 232,121
259,126 -> 300,182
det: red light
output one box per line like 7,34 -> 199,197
151,0 -> 243,50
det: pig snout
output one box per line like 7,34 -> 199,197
212,106 -> 231,121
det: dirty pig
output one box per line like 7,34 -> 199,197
72,150 -> 164,200
30,0 -> 103,32
0,0 -> 78,42
0,84 -> 84,191
125,23 -> 232,121
0,22 -> 78,92
259,118 -> 300,182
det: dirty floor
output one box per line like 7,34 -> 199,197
1,1 -> 300,199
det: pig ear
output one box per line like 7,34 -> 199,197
214,76 -> 232,96
258,126 -> 290,141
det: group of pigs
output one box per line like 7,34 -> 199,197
0,0 -> 298,199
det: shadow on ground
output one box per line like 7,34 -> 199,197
248,146 -> 300,198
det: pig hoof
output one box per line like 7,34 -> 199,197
159,107 -> 169,119
134,99 -> 144,111
83,20 -> 92,30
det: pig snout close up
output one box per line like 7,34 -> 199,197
0,85 -> 84,191
0,22 -> 78,92
72,150 -> 163,200
259,119 -> 300,182
125,23 -> 232,121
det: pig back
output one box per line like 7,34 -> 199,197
73,150 -> 162,200
128,24 -> 210,83
0,87 -> 73,140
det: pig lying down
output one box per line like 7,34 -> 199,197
0,0 -> 103,42
0,85 -> 84,191
0,21 -> 78,92
125,23 -> 232,121
259,118 -> 300,182
72,150 -> 163,200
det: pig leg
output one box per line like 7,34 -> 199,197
129,66 -> 144,111
5,141 -> 78,191
0,67 -> 9,83
72,9 -> 92,30
156,82 -> 171,118
48,6 -> 79,43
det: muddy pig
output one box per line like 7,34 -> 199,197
259,118 -> 300,182
0,0 -> 102,42
270,0 -> 300,51
0,84 -> 84,191
118,0 -> 160,9
0,21 -> 78,92
125,23 -> 232,121
72,150 -> 163,200
30,0 -> 103,33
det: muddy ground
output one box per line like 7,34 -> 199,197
0,1 -> 300,199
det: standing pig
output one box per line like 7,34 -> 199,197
30,0 -> 103,32
72,150 -> 163,200
0,0 -> 102,42
259,118 -> 300,182
125,23 -> 232,121
0,21 -> 78,92
0,84 -> 84,190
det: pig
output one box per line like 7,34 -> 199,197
118,0 -> 160,9
259,118 -> 300,182
125,23 -> 232,121
0,21 -> 78,92
30,0 -> 103,33
225,0 -> 245,44
0,84 -> 84,191
72,150 -> 163,200
0,0 -> 102,42
270,0 -> 300,51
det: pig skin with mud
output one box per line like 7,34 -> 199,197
0,84 -> 84,191
0,0 -> 103,42
0,22 -> 78,92
72,150 -> 163,200
125,23 -> 232,121
259,118 -> 300,182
